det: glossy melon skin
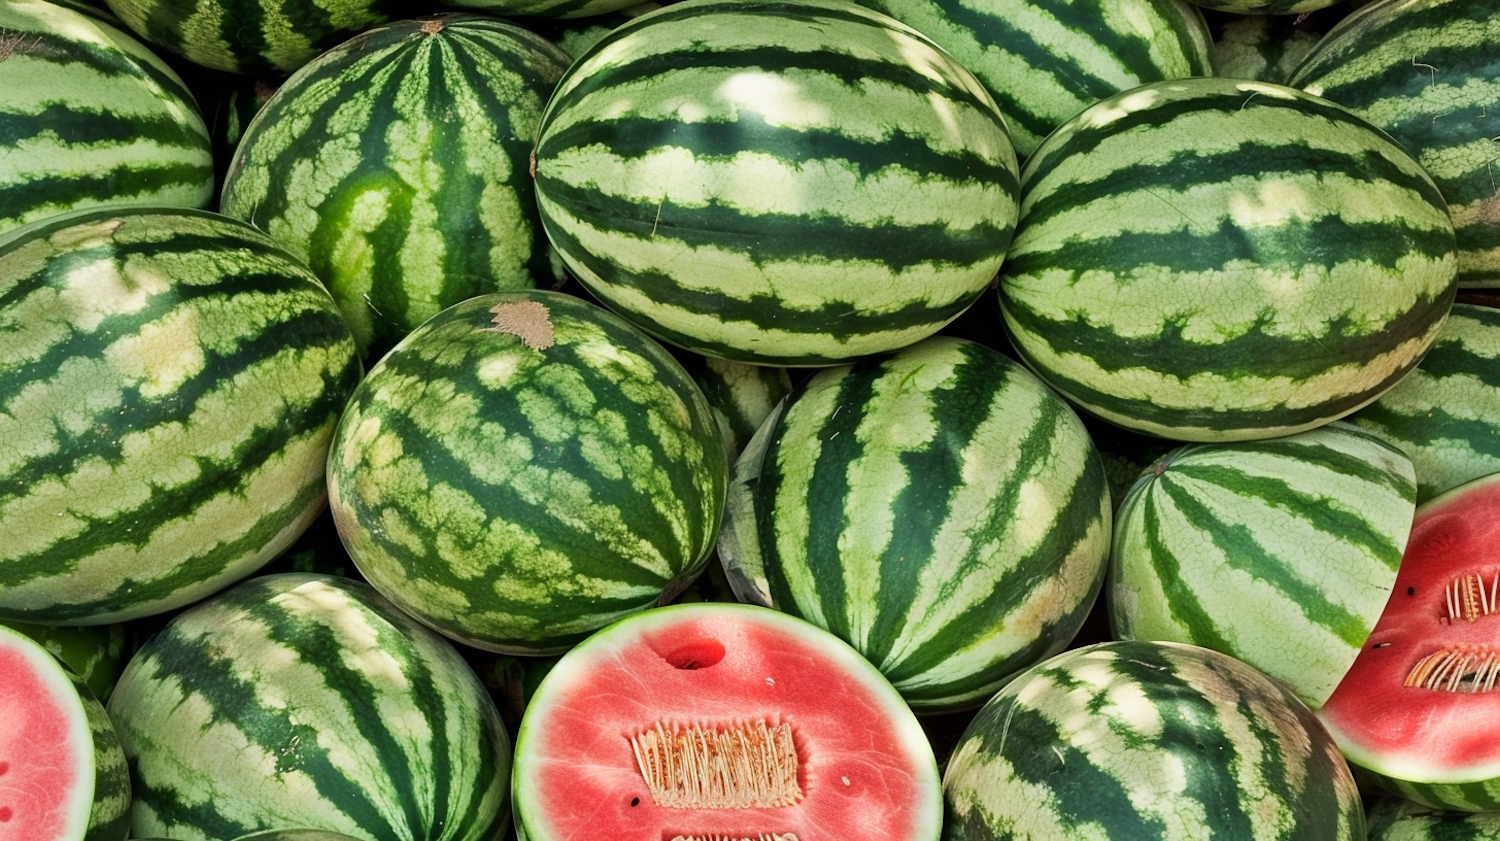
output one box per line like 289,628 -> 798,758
1319,472 -> 1500,811
512,603 -> 942,841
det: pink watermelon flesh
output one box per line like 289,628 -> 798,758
513,604 -> 941,841
1320,473 -> 1500,782
0,633 -> 92,841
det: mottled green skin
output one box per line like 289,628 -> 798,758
102,0 -> 406,75
942,640 -> 1365,841
1290,0 -> 1500,288
720,336 -> 1112,712
1000,76 -> 1457,442
857,0 -> 1213,158
327,290 -> 728,654
678,352 -> 795,461
221,14 -> 572,362
0,0 -> 213,240
107,573 -> 511,841
1366,798 -> 1500,841
1347,303 -> 1500,503
0,206 -> 361,625
1109,421 -> 1415,709
0,619 -> 133,703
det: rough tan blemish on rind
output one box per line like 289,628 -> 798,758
484,301 -> 554,350
420,18 -> 445,35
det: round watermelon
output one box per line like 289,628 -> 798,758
512,602 -> 942,841
998,76 -> 1457,442
326,289 -> 728,654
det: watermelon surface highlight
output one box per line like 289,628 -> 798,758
512,603 -> 942,841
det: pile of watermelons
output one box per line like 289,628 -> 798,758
3,0 -> 1500,838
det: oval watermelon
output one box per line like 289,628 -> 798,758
512,602 -> 942,841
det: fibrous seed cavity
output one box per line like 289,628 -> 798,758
1405,645 -> 1500,693
1445,571 -> 1500,623
669,835 -> 800,841
631,720 -> 802,810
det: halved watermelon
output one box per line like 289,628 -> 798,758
0,624 -> 129,841
1319,471 -> 1500,810
512,602 -> 942,841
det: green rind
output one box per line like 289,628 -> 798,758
999,76 -> 1457,442
101,0 -> 403,75
0,206 -> 362,625
1211,11 -> 1329,85
438,0 -> 645,19
1366,797 -> 1500,841
326,289 -> 728,654
941,640 -> 1365,841
0,620 -> 133,703
532,0 -> 1020,365
1290,0 -> 1500,289
105,573 -> 511,841
1346,303 -> 1500,503
856,0 -> 1213,158
678,352 -> 795,461
220,14 -> 572,362
719,336 -> 1112,712
0,0 -> 213,240
1108,421 -> 1415,709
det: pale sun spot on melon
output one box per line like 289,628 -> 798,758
716,72 -> 831,130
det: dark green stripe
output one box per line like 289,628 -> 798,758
1000,275 -> 1453,387
1130,485 -> 1229,649
0,102 -> 208,148
1152,468 -> 1377,643
551,35 -> 1003,132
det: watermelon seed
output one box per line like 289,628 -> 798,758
631,720 -> 802,809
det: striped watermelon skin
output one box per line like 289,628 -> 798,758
440,0 -> 646,19
999,76 -> 1457,442
678,352 -> 795,461
1366,798 -> 1500,841
105,573 -> 511,841
718,336 -> 1112,713
855,0 -> 1213,158
220,14 -> 572,363
1210,10 -> 1334,85
0,0 -> 213,240
1289,0 -> 1500,289
531,0 -> 1020,366
326,290 -> 728,654
1108,421 -> 1416,709
1346,303 -> 1500,504
942,640 -> 1365,841
101,0 -> 404,75
0,207 -> 362,625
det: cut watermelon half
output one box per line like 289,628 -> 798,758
512,603 -> 941,841
0,625 -> 129,841
1319,472 -> 1500,810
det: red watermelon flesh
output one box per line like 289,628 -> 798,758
1319,472 -> 1500,785
0,629 -> 94,841
512,603 -> 941,841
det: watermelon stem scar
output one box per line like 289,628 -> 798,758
631,720 -> 803,809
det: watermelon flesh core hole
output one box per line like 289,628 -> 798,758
663,638 -> 726,670
631,720 -> 802,810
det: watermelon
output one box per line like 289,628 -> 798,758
0,0 -> 214,240
326,289 -> 728,654
1289,0 -> 1500,289
1209,7 -> 1339,85
678,352 -> 795,461
1318,472 -> 1500,811
100,0 -> 405,75
942,639 -> 1365,840
1366,797 -> 1500,841
219,14 -> 573,362
998,76 -> 1457,442
1347,303 -> 1500,504
1108,421 -> 1416,709
0,624 -> 130,841
0,206 -> 362,625
720,335 -> 1111,713
230,833 -> 367,841
0,620 -> 133,703
531,0 -> 1020,365
854,0 -> 1213,158
105,573 -> 511,841
439,0 -> 647,19
512,602 -> 943,841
